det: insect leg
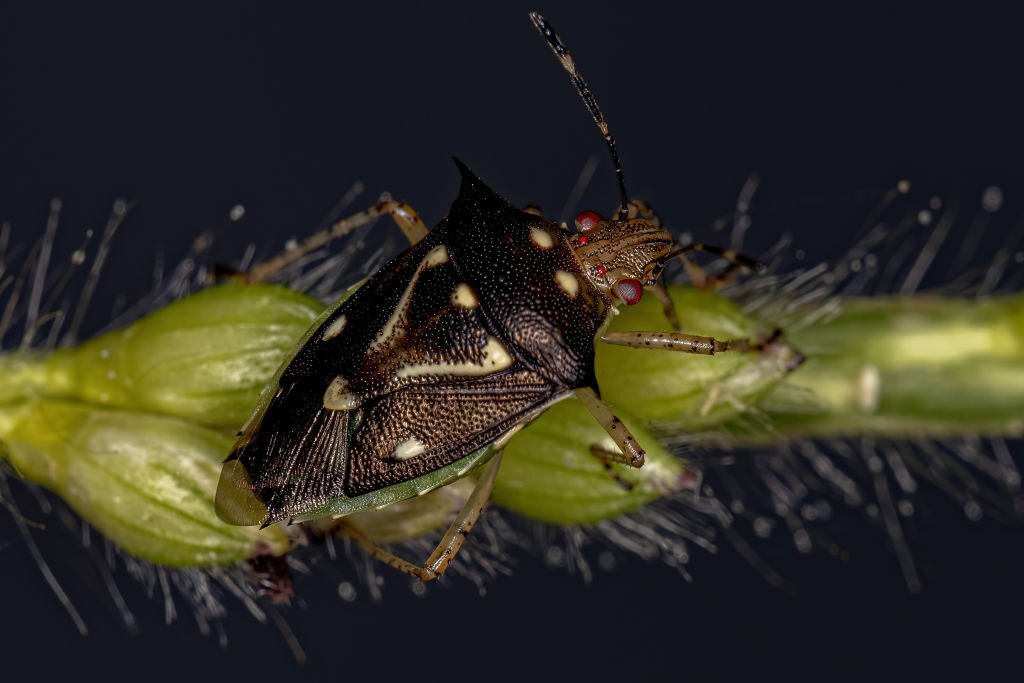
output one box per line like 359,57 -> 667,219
575,387 -> 645,468
421,452 -> 502,578
600,329 -> 783,355
246,200 -> 429,283
670,243 -> 760,291
649,282 -> 683,331
337,453 -> 503,582
589,445 -> 636,491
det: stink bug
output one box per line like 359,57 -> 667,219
215,12 -> 772,580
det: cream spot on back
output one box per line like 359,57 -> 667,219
392,437 -> 426,461
481,336 -> 513,368
452,282 -> 479,309
530,227 -> 554,249
321,314 -> 347,341
425,244 -> 449,267
323,375 -> 360,410
396,336 -> 513,379
554,270 -> 579,298
372,247 -> 449,349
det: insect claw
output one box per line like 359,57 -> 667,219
787,349 -> 807,372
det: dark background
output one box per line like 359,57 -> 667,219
1,2 -> 1022,681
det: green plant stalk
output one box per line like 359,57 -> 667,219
0,284 -> 1020,568
741,295 -> 1024,443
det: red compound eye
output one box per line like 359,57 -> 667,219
575,210 -> 602,232
594,264 -> 607,277
575,235 -> 589,247
613,278 -> 644,305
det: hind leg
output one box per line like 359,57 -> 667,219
337,453 -> 503,581
246,200 -> 428,283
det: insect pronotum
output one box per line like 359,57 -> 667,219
215,11 -> 779,581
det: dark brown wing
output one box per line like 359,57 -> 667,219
343,369 -> 561,496
216,221 -> 567,526
216,231 -> 450,527
216,380 -> 350,527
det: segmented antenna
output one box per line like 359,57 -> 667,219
529,12 -> 630,220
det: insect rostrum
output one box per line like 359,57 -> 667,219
215,13 -> 776,580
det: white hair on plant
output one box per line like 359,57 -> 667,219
668,178 -> 1024,593
0,169 -> 1021,659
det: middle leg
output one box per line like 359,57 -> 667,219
600,329 -> 782,355
575,387 -> 646,468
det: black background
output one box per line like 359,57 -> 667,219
1,2 -> 1023,681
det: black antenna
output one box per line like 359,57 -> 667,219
530,11 -> 630,221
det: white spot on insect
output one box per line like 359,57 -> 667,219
392,437 -> 426,461
554,270 -> 579,298
373,247 -> 450,349
530,227 -> 554,249
425,244 -> 449,267
323,375 -> 360,410
321,314 -> 347,341
396,337 -> 513,379
451,282 -> 479,309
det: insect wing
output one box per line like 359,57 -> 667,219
217,220 -> 565,525
216,236 -> 444,526
216,381 -> 350,527
343,370 -> 561,496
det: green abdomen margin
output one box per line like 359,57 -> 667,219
292,445 -> 495,522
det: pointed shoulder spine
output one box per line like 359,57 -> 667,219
450,158 -> 515,211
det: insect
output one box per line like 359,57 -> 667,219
215,12 -> 772,580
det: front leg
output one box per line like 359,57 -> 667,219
649,282 -> 683,331
601,329 -> 782,355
